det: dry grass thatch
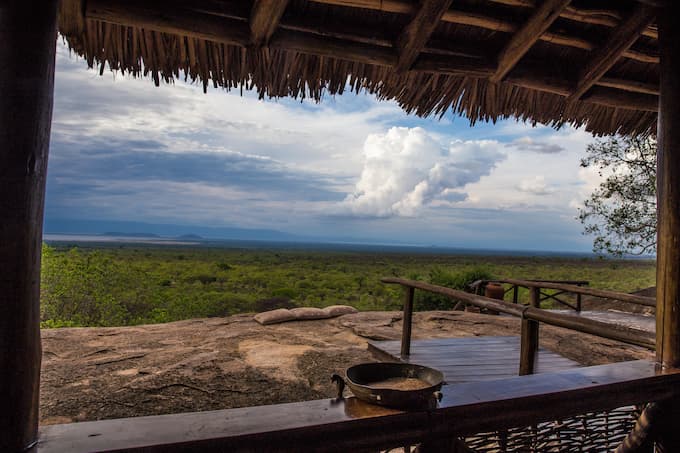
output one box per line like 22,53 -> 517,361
58,0 -> 660,137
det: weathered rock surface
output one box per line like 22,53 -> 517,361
40,311 -> 652,424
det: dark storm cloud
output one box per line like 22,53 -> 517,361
48,44 -> 347,224
47,141 -> 344,202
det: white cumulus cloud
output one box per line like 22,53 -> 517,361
341,127 -> 506,217
516,176 -> 554,195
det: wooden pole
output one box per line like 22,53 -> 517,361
0,1 -> 58,451
401,286 -> 415,357
519,287 -> 540,375
656,0 -> 680,370
655,2 -> 680,451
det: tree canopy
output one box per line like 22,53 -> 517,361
578,136 -> 657,257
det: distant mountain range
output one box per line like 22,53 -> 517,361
45,219 -> 298,242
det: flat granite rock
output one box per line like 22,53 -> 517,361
39,310 -> 653,424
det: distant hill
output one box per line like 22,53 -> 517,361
176,234 -> 203,240
103,232 -> 161,238
44,218 -> 298,242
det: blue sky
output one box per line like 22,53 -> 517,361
47,41 -> 604,252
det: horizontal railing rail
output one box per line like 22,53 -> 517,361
470,279 -> 590,311
499,278 -> 656,307
38,361 -> 680,453
381,277 -> 655,375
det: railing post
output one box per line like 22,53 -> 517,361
519,287 -> 540,375
401,286 -> 415,357
576,293 -> 582,312
513,285 -> 519,304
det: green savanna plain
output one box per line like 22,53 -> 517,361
40,243 -> 656,328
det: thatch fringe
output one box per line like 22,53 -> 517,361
60,19 -> 657,137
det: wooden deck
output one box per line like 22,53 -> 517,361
368,336 -> 580,384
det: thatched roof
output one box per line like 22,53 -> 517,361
58,0 -> 660,136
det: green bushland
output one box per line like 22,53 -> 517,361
414,266 -> 494,311
40,243 -> 656,328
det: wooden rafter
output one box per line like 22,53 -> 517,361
59,0 -> 86,35
597,77 -> 659,96
311,0 -> 657,64
395,0 -> 453,72
309,0 -> 659,43
490,0 -> 571,83
568,4 -> 656,102
489,0 -> 658,39
86,0 -> 659,112
277,11 -> 658,65
249,0 -> 290,47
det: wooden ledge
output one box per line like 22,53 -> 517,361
38,360 -> 680,452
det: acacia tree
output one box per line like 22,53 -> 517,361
578,136 -> 657,256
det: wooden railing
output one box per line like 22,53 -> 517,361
381,277 -> 655,375
470,279 -> 590,311
499,278 -> 655,311
35,280 -> 666,452
38,361 -> 680,452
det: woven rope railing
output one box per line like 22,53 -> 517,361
462,406 -> 640,453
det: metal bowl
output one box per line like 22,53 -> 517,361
332,362 -> 444,410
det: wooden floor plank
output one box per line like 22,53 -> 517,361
369,336 -> 580,384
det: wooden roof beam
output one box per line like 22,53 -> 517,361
59,0 -> 86,36
568,4 -> 656,102
488,0 -> 658,39
249,0 -> 290,47
395,0 -> 454,72
310,0 -> 659,41
86,0 -> 658,112
308,0 -> 658,64
490,0 -> 571,83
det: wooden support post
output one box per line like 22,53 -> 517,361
401,286 -> 415,357
513,285 -> 519,304
576,293 -> 582,312
656,0 -> 680,370
0,1 -> 58,451
519,287 -> 540,375
656,2 -> 680,451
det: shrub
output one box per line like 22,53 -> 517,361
415,266 -> 494,311
184,274 -> 218,284
271,287 -> 298,299
216,262 -> 232,271
40,319 -> 80,329
254,297 -> 297,312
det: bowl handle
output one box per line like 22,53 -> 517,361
331,374 -> 346,399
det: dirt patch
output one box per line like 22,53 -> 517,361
40,311 -> 652,424
239,339 -> 312,381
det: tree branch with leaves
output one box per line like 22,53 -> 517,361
578,136 -> 656,257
